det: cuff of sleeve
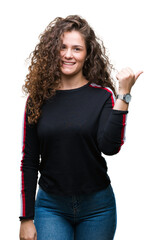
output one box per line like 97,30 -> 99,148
19,216 -> 34,222
112,109 -> 128,114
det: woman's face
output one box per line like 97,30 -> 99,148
60,30 -> 87,77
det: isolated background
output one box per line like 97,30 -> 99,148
1,0 -> 161,239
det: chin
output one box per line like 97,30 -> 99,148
61,70 -> 75,75
60,68 -> 79,76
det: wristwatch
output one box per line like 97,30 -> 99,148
116,93 -> 132,103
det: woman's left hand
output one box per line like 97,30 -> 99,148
116,67 -> 143,94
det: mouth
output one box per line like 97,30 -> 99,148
62,61 -> 76,66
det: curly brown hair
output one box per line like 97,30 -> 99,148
22,14 -> 117,125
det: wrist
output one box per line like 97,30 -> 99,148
21,219 -> 33,223
113,98 -> 129,111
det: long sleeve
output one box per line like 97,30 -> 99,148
97,89 -> 128,155
17,82 -> 129,205
19,97 -> 40,221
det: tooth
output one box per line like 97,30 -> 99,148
64,62 -> 74,65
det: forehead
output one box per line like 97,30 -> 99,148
61,31 -> 85,46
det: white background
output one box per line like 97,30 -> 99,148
0,0 -> 162,239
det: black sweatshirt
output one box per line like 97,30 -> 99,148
19,82 -> 128,221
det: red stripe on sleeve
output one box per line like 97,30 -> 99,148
121,114 -> 126,146
20,97 -> 29,217
89,84 -> 115,108
117,114 -> 126,153
103,87 -> 115,108
21,172 -> 26,216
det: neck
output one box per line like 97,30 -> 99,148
59,72 -> 88,90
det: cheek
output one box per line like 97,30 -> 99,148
60,51 -> 64,58
76,54 -> 86,63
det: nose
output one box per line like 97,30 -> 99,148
64,48 -> 73,59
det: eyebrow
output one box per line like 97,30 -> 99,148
62,44 -> 84,48
73,45 -> 83,48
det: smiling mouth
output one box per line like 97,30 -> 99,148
62,61 -> 76,66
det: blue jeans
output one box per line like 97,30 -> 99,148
34,184 -> 117,240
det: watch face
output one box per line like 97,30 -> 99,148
125,94 -> 131,103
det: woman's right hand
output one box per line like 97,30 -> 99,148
19,219 -> 37,240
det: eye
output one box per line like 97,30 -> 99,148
61,45 -> 66,50
74,48 -> 81,51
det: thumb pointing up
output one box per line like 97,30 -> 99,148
135,70 -> 143,81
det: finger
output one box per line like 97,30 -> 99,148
116,72 -> 125,80
118,69 -> 133,83
35,232 -> 37,240
120,67 -> 133,74
135,70 -> 143,81
121,68 -> 133,77
126,67 -> 134,75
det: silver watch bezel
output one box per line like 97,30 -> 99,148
117,93 -> 131,103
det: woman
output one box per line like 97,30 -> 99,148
19,15 -> 143,240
